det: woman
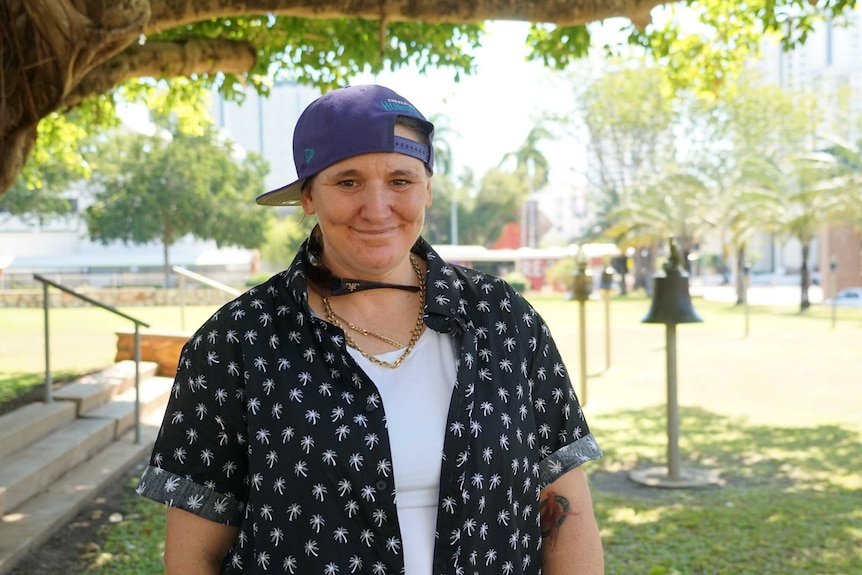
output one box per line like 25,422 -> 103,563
137,84 -> 604,574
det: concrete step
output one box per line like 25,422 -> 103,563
0,401 -> 77,461
53,360 -> 159,415
83,376 -> 174,439
0,362 -> 172,574
0,418 -> 116,516
0,423 -> 160,575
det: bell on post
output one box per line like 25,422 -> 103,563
642,238 -> 703,325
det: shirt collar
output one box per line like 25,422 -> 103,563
282,235 -> 465,331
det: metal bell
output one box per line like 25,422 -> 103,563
642,239 -> 703,325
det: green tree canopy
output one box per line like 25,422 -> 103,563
460,168 -> 529,246
2,0 -> 859,198
84,121 -> 271,285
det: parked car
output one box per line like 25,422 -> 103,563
822,287 -> 862,308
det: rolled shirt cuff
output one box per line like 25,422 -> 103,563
136,465 -> 245,526
538,433 -> 602,489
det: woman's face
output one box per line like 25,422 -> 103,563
301,124 -> 432,281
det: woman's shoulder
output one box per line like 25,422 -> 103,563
189,268 -> 304,337
431,261 -> 534,319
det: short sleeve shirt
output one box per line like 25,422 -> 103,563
137,236 -> 602,575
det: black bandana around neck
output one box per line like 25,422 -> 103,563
303,225 -> 421,296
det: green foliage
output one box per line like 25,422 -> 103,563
11,18 -> 482,210
125,80 -> 217,138
460,168 -> 528,246
549,55 -> 862,307
525,24 -> 592,69
562,60 -> 677,241
83,120 -> 271,282
503,271 -> 530,293
523,1 -> 858,98
1,111 -> 95,222
258,210 -> 317,270
12,0 -> 862,209
148,17 -> 482,96
0,176 -> 74,224
500,126 -> 552,191
422,172 -> 459,244
83,473 -> 166,574
244,273 -> 272,287
422,165 -> 529,248
544,258 -> 576,292
429,112 -> 457,177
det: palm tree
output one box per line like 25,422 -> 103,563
740,152 -> 845,310
604,166 -> 716,293
814,135 -> 862,231
500,125 -> 551,192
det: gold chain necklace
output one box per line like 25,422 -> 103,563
323,305 -> 405,349
323,255 -> 425,369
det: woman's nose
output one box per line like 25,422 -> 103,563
360,182 -> 391,219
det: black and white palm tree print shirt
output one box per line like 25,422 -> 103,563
137,236 -> 602,575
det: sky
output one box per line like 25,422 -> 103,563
354,20 -> 583,183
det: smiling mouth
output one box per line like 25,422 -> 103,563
352,227 -> 395,237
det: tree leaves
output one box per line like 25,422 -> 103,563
83,122 -> 272,282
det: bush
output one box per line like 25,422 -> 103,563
504,271 -> 530,293
545,258 -> 577,293
245,273 -> 271,287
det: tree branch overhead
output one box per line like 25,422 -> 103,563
147,0 -> 666,30
0,0 -> 850,197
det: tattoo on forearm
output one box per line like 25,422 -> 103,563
539,490 -> 581,549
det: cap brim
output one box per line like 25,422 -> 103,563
256,179 -> 306,206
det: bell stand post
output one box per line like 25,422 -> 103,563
630,238 -> 719,488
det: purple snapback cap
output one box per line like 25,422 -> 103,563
256,84 -> 435,206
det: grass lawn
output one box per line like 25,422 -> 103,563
0,304 -> 218,406
2,292 -> 861,574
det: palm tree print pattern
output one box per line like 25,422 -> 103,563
137,237 -> 601,574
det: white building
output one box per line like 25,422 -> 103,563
758,11 -> 862,103
524,181 -> 590,247
212,81 -> 319,193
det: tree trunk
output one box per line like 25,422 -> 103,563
0,0 -> 147,191
163,239 -> 171,288
800,241 -> 811,311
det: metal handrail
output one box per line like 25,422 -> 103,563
171,265 -> 241,330
33,274 -> 150,443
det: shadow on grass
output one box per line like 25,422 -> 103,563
589,406 -> 862,575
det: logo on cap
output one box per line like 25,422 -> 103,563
304,148 -> 315,163
380,99 -> 420,116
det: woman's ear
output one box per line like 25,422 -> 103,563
301,184 -> 315,215
424,179 -> 433,208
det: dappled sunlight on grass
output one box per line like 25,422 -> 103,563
591,405 -> 862,488
607,505 -> 671,525
588,405 -> 862,574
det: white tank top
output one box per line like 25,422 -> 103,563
347,329 -> 456,575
